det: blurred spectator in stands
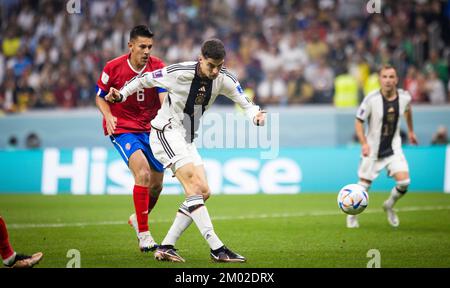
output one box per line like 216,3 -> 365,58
7,47 -> 32,79
305,58 -> 334,104
6,135 -> 18,151
25,132 -> 41,149
1,78 -> 17,113
448,79 -> 450,102
255,44 -> 282,77
15,71 -> 35,112
286,68 -> 313,104
0,53 -> 5,85
424,50 -> 449,85
1,0 -> 450,111
306,33 -> 329,62
77,74 -> 93,107
2,28 -> 21,58
348,54 -> 370,95
404,66 -> 426,103
328,37 -> 347,78
431,125 -> 449,145
279,32 -> 308,76
257,71 -> 287,106
333,66 -> 359,108
54,77 -> 77,108
363,68 -> 381,97
425,70 -> 447,104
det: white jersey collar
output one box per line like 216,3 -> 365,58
127,56 -> 147,75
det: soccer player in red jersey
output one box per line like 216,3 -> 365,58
1,216 -> 43,268
95,25 -> 167,252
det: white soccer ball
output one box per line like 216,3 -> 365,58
337,184 -> 369,215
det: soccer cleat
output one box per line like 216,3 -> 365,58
128,213 -> 139,236
383,201 -> 399,227
5,252 -> 43,268
137,231 -> 158,252
154,245 -> 185,262
346,215 -> 359,228
211,246 -> 246,263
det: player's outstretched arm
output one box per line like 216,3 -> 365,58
119,72 -> 159,102
221,76 -> 263,125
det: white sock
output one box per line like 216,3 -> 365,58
357,181 -> 370,191
186,195 -> 223,250
3,252 -> 16,266
386,186 -> 405,207
161,201 -> 193,246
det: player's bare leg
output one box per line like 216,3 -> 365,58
347,179 -> 371,228
128,150 -> 159,252
155,165 -> 210,262
383,172 -> 409,227
156,163 -> 245,263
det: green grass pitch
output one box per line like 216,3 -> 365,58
0,193 -> 449,268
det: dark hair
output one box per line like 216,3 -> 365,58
8,136 -> 17,146
201,38 -> 226,60
130,25 -> 154,41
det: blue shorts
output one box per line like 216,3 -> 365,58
110,132 -> 164,173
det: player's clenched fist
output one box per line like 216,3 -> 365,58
254,110 -> 266,126
105,87 -> 123,103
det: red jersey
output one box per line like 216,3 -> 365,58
96,54 -> 165,135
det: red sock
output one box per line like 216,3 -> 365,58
133,185 -> 149,233
0,217 -> 15,261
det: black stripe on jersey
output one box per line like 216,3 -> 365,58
220,68 -> 237,81
182,63 -> 213,143
167,64 -> 196,73
167,67 -> 196,74
378,92 -> 399,158
166,63 -> 188,71
166,63 -> 195,70
166,64 -> 193,72
220,69 -> 237,83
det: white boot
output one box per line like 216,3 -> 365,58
138,231 -> 158,252
128,213 -> 139,236
346,215 -> 359,228
383,201 -> 399,227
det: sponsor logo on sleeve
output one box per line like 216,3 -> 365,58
358,108 -> 365,117
236,84 -> 244,94
152,70 -> 163,78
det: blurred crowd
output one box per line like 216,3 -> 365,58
0,0 -> 449,113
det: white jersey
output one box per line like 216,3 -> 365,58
120,61 -> 260,142
356,89 -> 412,159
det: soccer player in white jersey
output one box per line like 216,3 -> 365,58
106,39 -> 266,262
348,64 -> 418,228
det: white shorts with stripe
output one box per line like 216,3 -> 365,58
150,124 -> 203,174
358,152 -> 409,181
